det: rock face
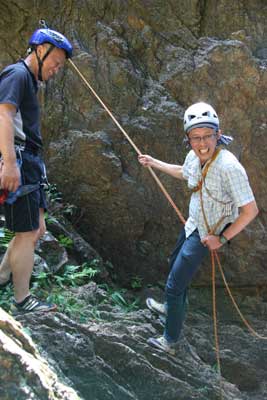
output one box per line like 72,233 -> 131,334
1,4 -> 267,395
9,285 -> 267,400
0,2 -> 266,286
0,308 -> 80,400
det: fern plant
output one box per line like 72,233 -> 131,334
0,227 -> 14,249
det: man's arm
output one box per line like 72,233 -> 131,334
0,103 -> 20,192
138,154 -> 185,180
218,200 -> 258,241
202,200 -> 259,250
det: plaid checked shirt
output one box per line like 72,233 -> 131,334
182,149 -> 255,239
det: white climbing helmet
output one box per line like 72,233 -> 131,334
183,102 -> 219,134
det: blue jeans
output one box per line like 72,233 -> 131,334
164,227 -> 208,343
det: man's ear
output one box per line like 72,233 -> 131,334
36,44 -> 43,58
36,44 -> 48,58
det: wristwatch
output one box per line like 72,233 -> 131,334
219,233 -> 228,245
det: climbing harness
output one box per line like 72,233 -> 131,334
0,145 -> 45,206
67,57 -> 267,400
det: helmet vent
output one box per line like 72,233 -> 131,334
188,114 -> 196,121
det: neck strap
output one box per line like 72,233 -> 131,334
34,44 -> 55,81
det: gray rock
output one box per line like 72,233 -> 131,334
15,285 -> 267,400
0,308 -> 81,400
36,232 -> 69,274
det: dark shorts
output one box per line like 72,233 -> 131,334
4,150 -> 47,232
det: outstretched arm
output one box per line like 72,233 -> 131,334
138,154 -> 185,180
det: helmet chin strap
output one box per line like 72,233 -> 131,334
34,44 -> 55,81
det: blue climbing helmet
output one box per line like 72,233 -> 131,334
28,21 -> 73,81
29,28 -> 73,59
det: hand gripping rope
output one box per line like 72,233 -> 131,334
68,58 -> 267,399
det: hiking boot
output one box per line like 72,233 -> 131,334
146,297 -> 166,316
147,336 -> 176,356
10,294 -> 57,316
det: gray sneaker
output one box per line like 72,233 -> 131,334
147,336 -> 176,356
146,297 -> 166,316
10,294 -> 57,316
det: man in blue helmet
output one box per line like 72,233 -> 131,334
138,102 -> 258,355
0,26 -> 72,314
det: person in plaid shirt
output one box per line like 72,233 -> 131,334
138,102 -> 258,355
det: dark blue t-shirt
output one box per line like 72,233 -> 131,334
0,60 -> 42,150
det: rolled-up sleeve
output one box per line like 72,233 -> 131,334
224,164 -> 255,207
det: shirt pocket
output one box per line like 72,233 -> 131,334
203,181 -> 221,201
203,180 -> 233,215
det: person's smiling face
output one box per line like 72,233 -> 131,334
188,127 -> 221,164
41,47 -> 66,81
35,44 -> 66,81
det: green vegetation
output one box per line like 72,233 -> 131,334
57,234 -> 74,249
0,285 -> 14,310
130,275 -> 143,290
45,183 -> 62,205
0,183 -> 141,322
32,262 -> 99,290
0,260 -> 141,322
99,284 -> 140,312
44,183 -> 80,223
110,290 -> 140,312
0,227 -> 14,249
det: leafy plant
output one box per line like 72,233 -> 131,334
1,254 -> 141,320
0,285 -> 13,311
46,290 -> 83,315
45,183 -> 62,204
32,271 -> 52,290
130,275 -> 143,290
31,261 -> 100,320
0,227 -> 14,249
32,262 -> 99,290
109,289 -> 140,312
98,283 -> 140,312
44,212 -> 58,225
62,204 -> 78,218
58,234 -> 74,249
86,306 -> 102,322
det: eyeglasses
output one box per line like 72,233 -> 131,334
188,133 -> 217,144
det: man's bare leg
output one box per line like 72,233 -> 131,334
10,231 -> 36,302
6,209 -> 45,302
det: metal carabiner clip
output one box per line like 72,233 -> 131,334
39,19 -> 48,29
